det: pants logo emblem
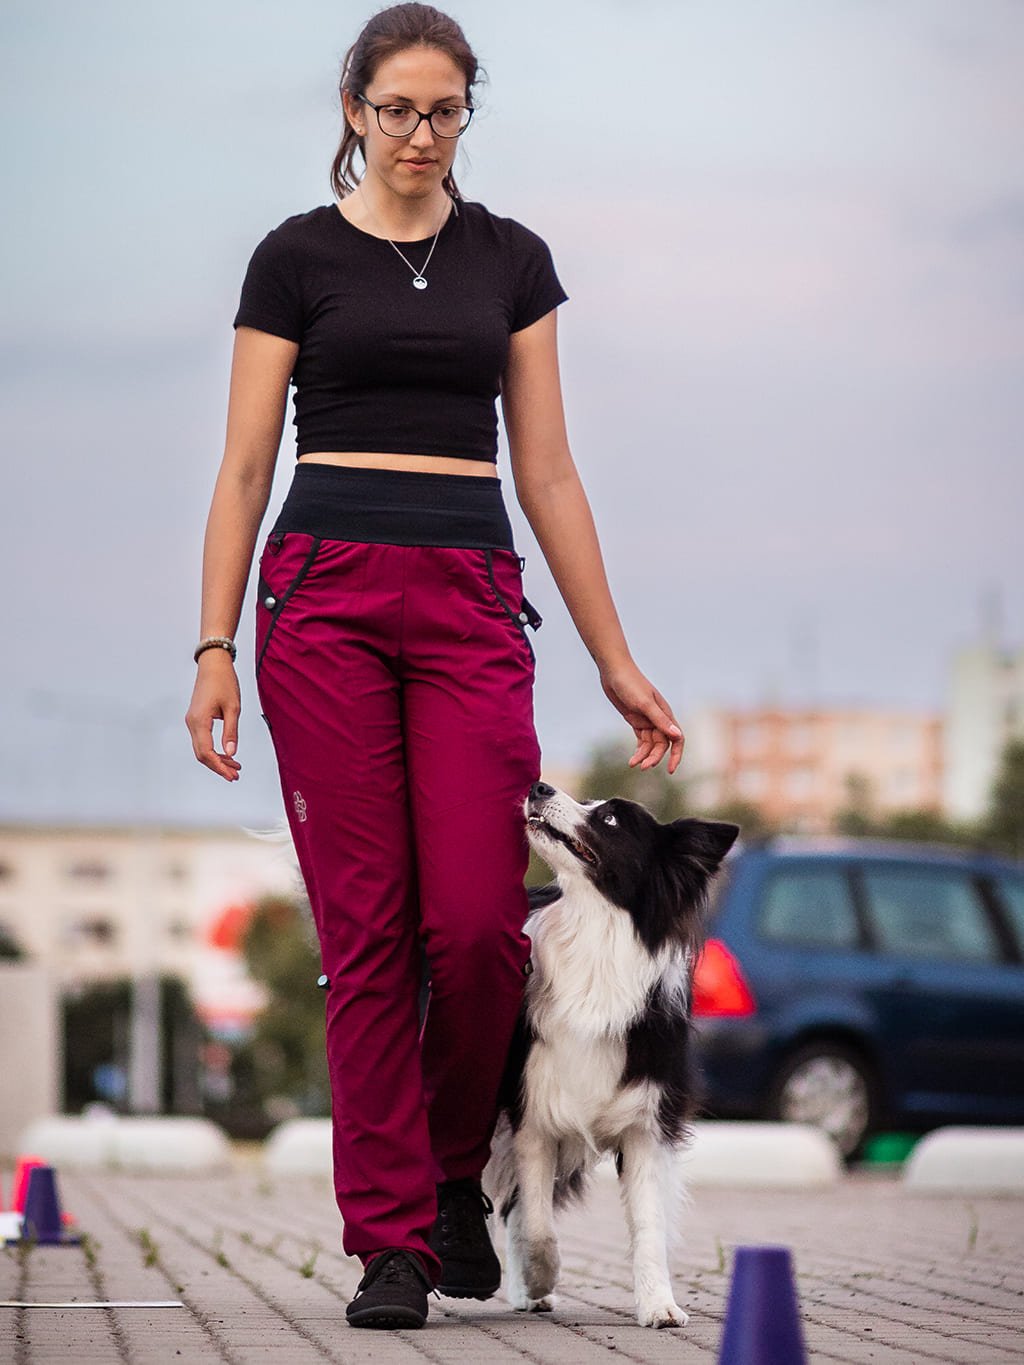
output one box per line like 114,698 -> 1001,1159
292,790 -> 308,823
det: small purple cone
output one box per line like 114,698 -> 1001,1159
718,1245 -> 807,1365
22,1166 -> 77,1246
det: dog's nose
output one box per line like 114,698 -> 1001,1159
530,781 -> 556,799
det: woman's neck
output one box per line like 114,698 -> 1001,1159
342,179 -> 452,241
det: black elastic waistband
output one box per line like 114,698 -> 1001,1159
270,462 -> 516,550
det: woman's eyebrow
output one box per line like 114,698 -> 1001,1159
374,91 -> 465,105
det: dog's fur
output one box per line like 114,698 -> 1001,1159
483,783 -> 739,1328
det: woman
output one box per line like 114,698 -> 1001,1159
185,1 -> 684,1331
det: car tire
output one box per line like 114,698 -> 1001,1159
766,1040 -> 878,1161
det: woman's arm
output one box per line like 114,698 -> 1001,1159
501,311 -> 684,774
184,327 -> 299,780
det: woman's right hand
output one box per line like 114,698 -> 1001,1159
185,651 -> 243,781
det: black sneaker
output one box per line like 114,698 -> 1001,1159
345,1248 -> 434,1329
428,1178 -> 502,1300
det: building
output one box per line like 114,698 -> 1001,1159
0,823 -> 302,1034
685,705 -> 944,833
944,639 -> 1024,821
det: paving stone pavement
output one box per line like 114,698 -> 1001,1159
2,1162 -> 1022,1363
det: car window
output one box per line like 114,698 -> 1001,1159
758,865 -> 860,948
993,874 -> 1024,953
704,863 -> 732,926
862,866 -> 1001,963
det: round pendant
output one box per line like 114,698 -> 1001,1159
413,276 -> 428,290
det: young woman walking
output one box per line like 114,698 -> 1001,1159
186,2 -> 684,1330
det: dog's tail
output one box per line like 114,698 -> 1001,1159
483,1115 -> 595,1223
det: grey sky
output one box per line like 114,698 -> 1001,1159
2,0 -> 1021,826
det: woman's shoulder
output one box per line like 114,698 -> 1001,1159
460,199 -> 556,253
255,204 -> 339,247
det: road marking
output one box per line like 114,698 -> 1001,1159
0,1300 -> 185,1309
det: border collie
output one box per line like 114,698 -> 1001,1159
484,781 -> 739,1328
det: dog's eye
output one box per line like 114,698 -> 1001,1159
602,811 -> 618,827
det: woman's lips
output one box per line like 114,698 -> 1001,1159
402,159 -> 436,169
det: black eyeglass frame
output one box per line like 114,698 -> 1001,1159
354,92 -> 474,139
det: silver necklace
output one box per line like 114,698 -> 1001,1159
360,192 -> 451,290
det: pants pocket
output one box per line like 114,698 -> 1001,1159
255,532 -> 323,678
482,548 -> 541,664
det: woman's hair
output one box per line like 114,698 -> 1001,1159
331,3 -> 484,204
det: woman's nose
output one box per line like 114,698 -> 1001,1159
409,118 -> 437,150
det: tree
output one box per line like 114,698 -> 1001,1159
834,772 -> 876,836
231,893 -> 331,1126
707,798 -> 778,842
526,737 -> 692,882
578,737 -> 689,822
981,736 -> 1024,860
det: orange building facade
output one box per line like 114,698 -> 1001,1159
687,707 -> 944,833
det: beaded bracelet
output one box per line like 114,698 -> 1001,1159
194,636 -> 237,663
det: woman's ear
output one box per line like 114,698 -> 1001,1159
341,90 -> 365,137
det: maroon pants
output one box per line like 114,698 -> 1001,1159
254,485 -> 541,1281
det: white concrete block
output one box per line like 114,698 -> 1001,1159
111,1118 -> 232,1173
17,1115 -> 120,1168
594,1121 -> 842,1187
263,1118 -> 332,1175
682,1121 -> 843,1187
18,1116 -> 231,1173
903,1127 -> 1024,1194
264,1118 -> 842,1186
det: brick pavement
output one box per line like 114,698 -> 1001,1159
2,1162 -> 1022,1363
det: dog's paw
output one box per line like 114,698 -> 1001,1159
637,1299 -> 689,1329
510,1292 -> 556,1313
522,1236 -> 560,1300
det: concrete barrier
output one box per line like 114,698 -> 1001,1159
260,1118 -> 842,1187
263,1118 -> 332,1175
680,1121 -> 842,1187
903,1127 -> 1024,1194
595,1121 -> 843,1188
18,1116 -> 232,1174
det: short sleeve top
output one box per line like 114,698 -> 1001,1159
232,199 -> 569,461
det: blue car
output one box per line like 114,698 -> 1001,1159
690,838 -> 1024,1158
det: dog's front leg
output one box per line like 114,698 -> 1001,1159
506,1124 -> 560,1313
618,1130 -> 689,1328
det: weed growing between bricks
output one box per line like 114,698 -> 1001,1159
137,1228 -> 161,1270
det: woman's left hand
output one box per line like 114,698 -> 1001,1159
598,658 -> 685,775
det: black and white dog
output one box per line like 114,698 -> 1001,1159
484,781 -> 739,1328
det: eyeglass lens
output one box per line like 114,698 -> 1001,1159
377,104 -> 472,137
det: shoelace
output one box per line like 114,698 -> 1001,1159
360,1249 -> 432,1292
436,1180 -> 495,1251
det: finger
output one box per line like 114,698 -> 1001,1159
666,732 -> 684,775
640,735 -> 668,769
628,729 -> 655,767
643,694 -> 682,740
650,687 -> 683,736
190,714 -> 241,779
221,708 -> 240,758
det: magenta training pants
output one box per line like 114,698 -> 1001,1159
253,462 -> 543,1282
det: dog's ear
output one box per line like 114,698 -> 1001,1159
634,818 -> 738,954
664,819 -> 740,875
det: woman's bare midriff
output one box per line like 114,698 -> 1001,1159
298,452 -> 498,477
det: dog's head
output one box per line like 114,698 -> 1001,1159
524,782 -> 739,954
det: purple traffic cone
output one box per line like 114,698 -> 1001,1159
22,1166 -> 79,1246
718,1245 -> 807,1365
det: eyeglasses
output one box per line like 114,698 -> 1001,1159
355,92 -> 474,139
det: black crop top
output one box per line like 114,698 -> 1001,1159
232,199 -> 569,462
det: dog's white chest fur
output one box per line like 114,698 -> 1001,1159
521,883 -> 687,1149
